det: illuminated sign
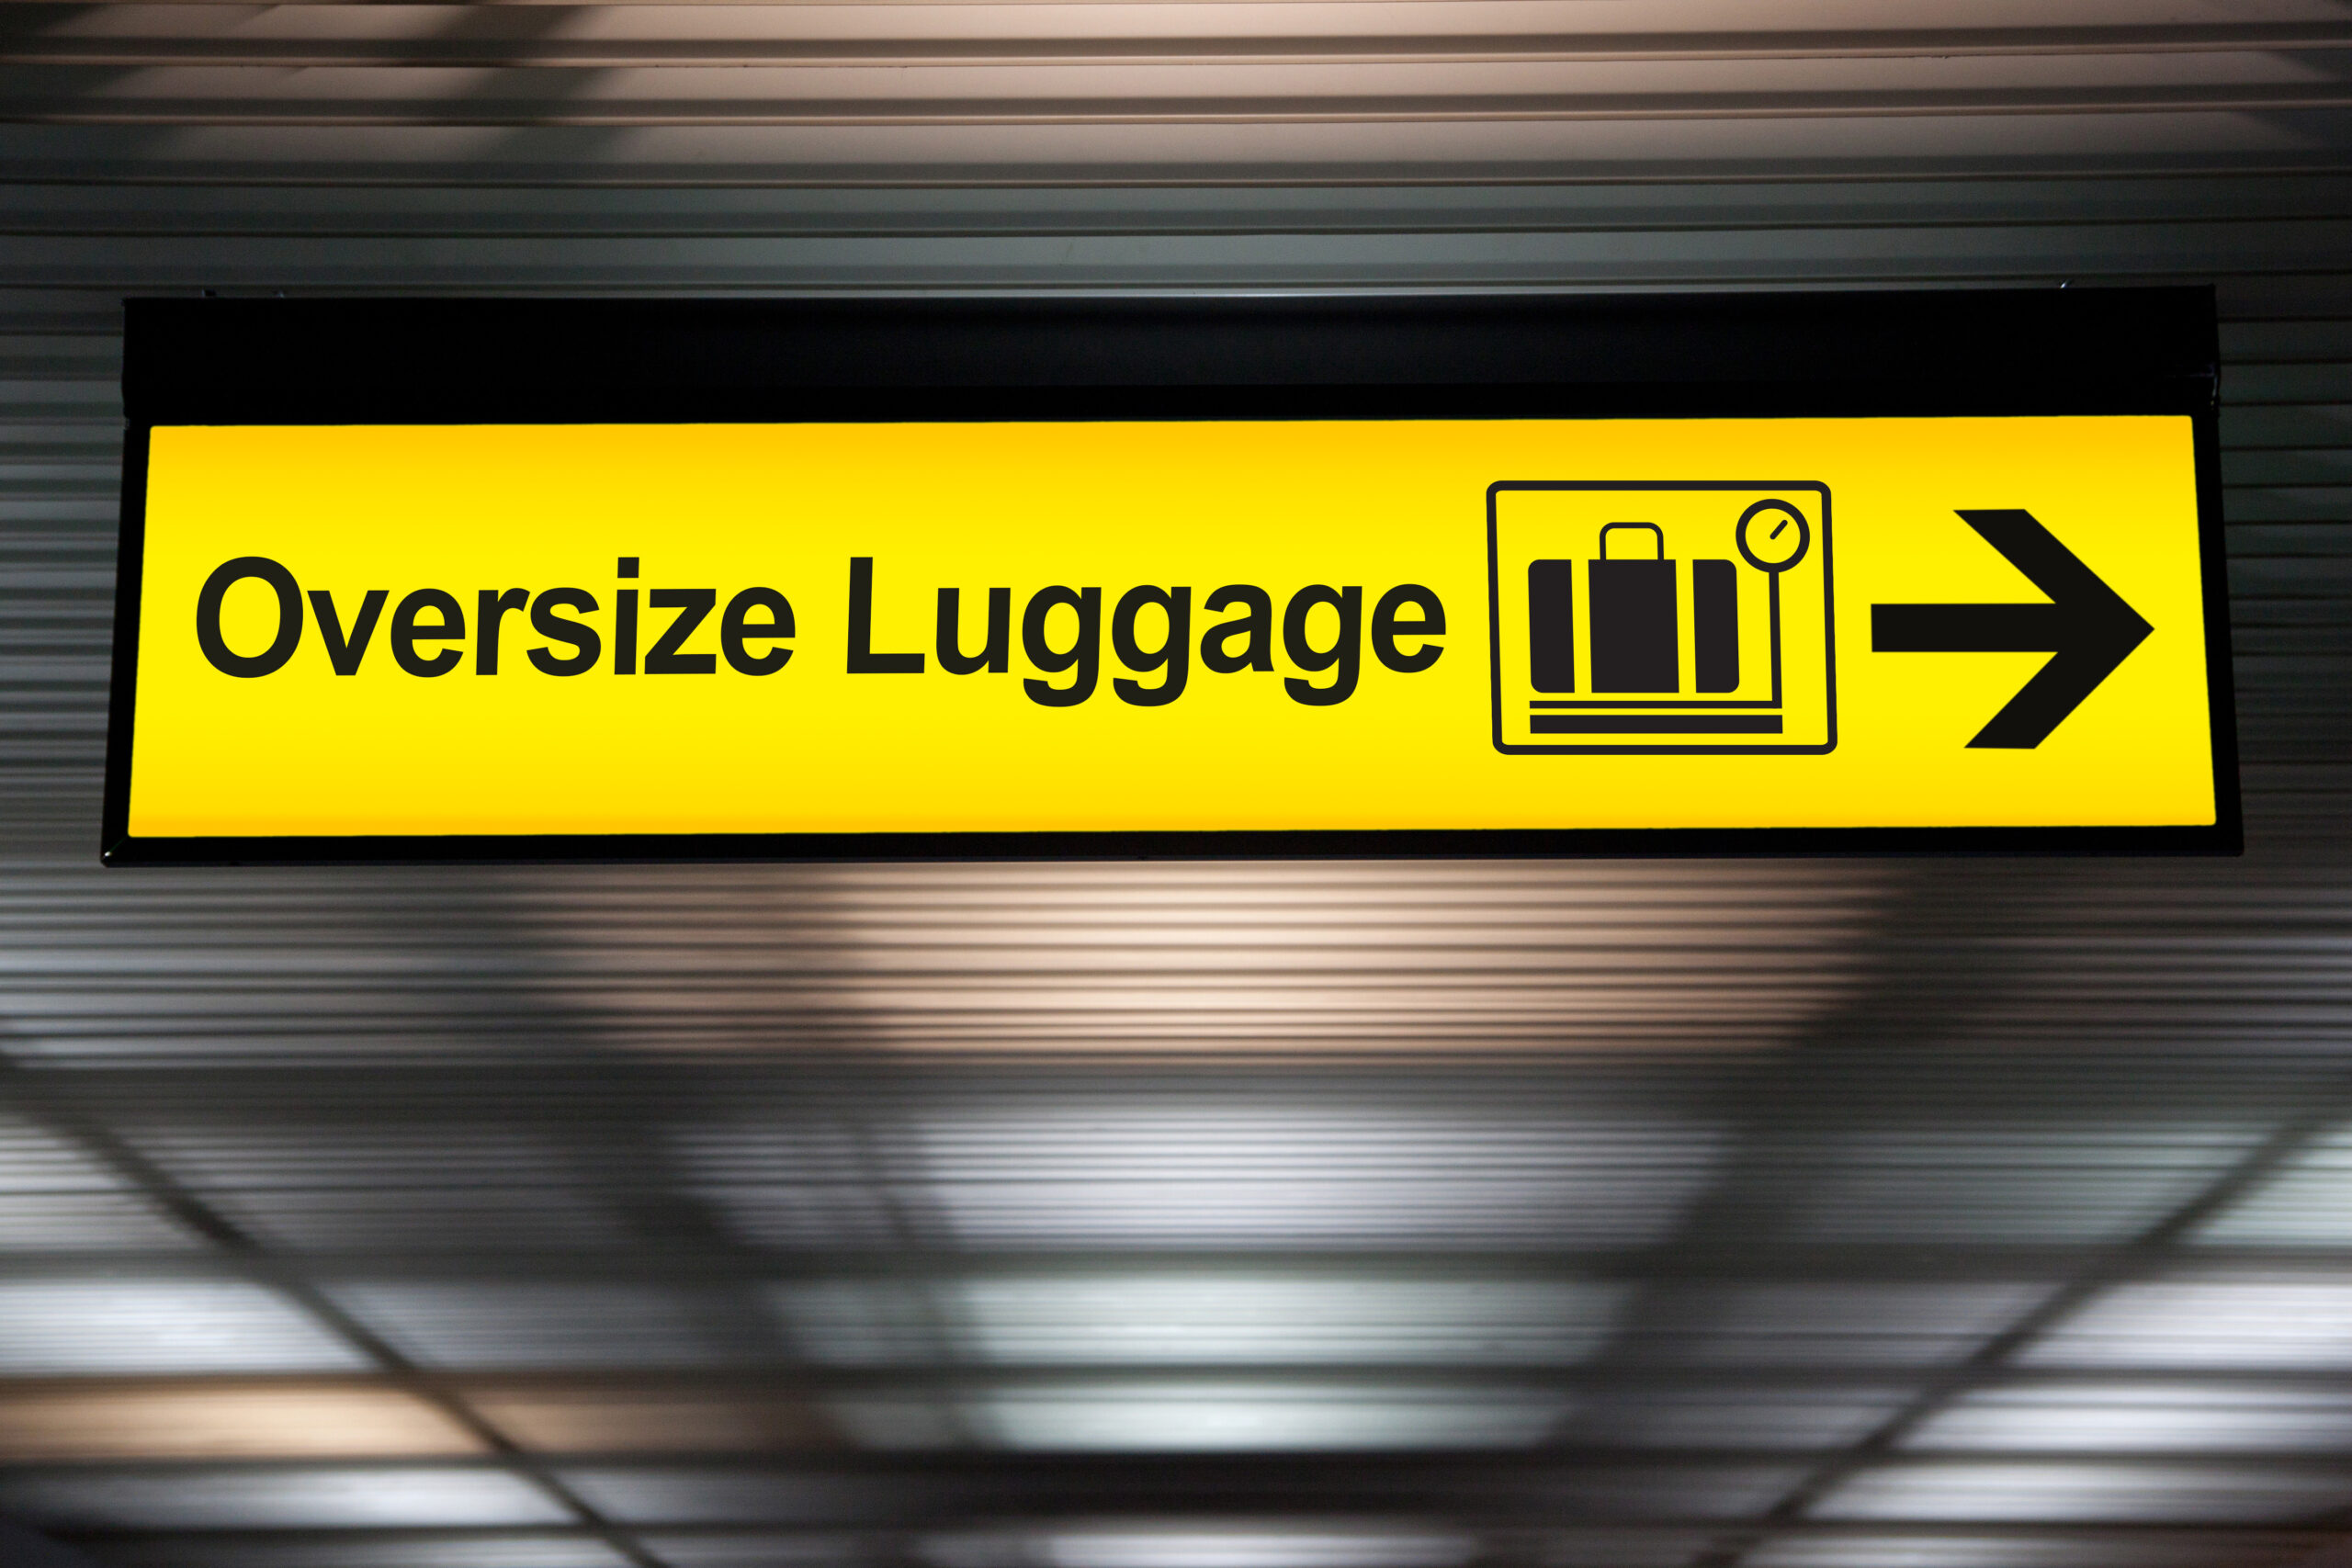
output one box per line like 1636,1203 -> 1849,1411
104,294 -> 2236,861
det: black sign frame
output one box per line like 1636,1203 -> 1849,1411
104,288 -> 2239,863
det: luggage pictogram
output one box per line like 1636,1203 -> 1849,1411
1488,482 -> 1836,755
1531,522 -> 1747,696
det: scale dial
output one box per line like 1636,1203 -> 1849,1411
1736,499 -> 1811,574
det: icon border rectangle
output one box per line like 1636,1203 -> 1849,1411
1488,480 -> 1838,757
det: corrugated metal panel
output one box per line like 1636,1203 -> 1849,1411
4,8 -> 2352,1568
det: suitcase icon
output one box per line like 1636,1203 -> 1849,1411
1589,523 -> 1679,692
1526,523 -> 1740,694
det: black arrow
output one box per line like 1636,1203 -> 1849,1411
1871,508 -> 2153,749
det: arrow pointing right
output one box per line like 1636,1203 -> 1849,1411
1871,508 -> 2154,750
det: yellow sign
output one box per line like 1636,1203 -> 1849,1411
119,415 -> 2222,845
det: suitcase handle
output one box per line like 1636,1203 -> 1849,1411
1599,522 -> 1666,561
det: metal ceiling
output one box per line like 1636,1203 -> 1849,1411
5,5 -> 2352,1568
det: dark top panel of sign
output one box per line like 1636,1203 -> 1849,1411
123,288 -> 2219,426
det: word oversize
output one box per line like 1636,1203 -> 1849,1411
194,556 -> 1448,708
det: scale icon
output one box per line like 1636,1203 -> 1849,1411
1487,481 -> 1836,754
